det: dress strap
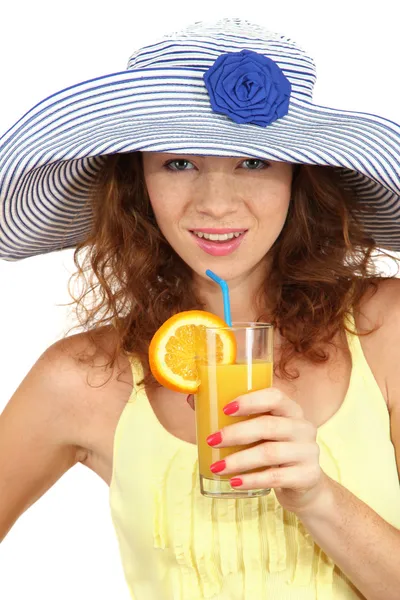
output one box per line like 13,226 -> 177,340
127,354 -> 146,402
343,308 -> 369,362
344,309 -> 388,416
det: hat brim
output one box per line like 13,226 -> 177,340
1,68 -> 399,260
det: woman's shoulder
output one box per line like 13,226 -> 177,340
39,326 -> 132,423
357,277 -> 400,328
36,326 -> 134,460
44,326 -> 129,377
356,277 -> 400,413
41,325 -> 133,393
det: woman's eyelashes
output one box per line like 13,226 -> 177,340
164,159 -> 195,171
242,159 -> 271,170
163,158 -> 271,172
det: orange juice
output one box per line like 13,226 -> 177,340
196,361 -> 273,480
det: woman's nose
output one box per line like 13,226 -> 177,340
194,178 -> 239,218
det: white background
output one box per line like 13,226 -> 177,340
0,1 -> 399,598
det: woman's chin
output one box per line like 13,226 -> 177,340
189,259 -> 266,284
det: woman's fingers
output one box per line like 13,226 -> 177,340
224,388 -> 304,419
210,441 -> 320,475
188,387 -> 304,419
228,464 -> 322,492
209,414 -> 314,445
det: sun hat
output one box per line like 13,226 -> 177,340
0,17 -> 399,261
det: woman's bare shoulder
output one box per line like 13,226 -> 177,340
360,278 -> 400,475
357,277 -> 400,329
356,277 -> 400,412
44,325 -> 132,387
37,326 -> 134,446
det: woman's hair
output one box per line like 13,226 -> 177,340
68,151 -> 399,384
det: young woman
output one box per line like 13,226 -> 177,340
1,17 -> 400,600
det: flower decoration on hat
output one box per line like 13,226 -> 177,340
203,49 -> 291,127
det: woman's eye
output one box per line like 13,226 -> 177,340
242,159 -> 270,170
165,159 -> 195,171
164,158 -> 269,171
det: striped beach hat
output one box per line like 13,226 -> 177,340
0,17 -> 399,261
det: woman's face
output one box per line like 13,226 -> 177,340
142,152 -> 293,284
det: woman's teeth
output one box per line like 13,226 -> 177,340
192,232 -> 244,241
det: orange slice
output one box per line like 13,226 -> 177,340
149,310 -> 236,393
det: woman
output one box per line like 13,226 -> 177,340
0,17 -> 400,600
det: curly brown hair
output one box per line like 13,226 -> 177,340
67,151 -> 399,384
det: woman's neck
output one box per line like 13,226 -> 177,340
194,261 -> 271,322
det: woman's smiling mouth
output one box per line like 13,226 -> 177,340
189,229 -> 247,256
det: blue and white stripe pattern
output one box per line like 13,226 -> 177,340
0,18 -> 399,260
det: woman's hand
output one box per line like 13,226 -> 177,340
188,388 -> 329,514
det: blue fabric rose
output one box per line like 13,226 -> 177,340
203,49 -> 291,127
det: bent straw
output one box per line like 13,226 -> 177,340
205,269 -> 232,326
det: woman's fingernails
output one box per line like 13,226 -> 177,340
223,401 -> 239,415
186,394 -> 194,405
230,477 -> 243,487
206,431 -> 222,446
210,460 -> 226,473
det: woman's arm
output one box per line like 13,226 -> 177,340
296,468 -> 400,600
208,388 -> 400,600
295,279 -> 400,600
0,338 -> 89,542
205,278 -> 400,600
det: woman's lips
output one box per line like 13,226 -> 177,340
190,231 -> 247,256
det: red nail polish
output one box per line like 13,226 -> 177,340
206,431 -> 222,446
230,477 -> 243,487
223,401 -> 239,415
210,460 -> 226,474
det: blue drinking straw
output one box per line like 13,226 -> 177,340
205,269 -> 232,326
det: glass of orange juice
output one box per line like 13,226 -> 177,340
195,322 -> 273,499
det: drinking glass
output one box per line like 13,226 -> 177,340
195,322 -> 273,498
